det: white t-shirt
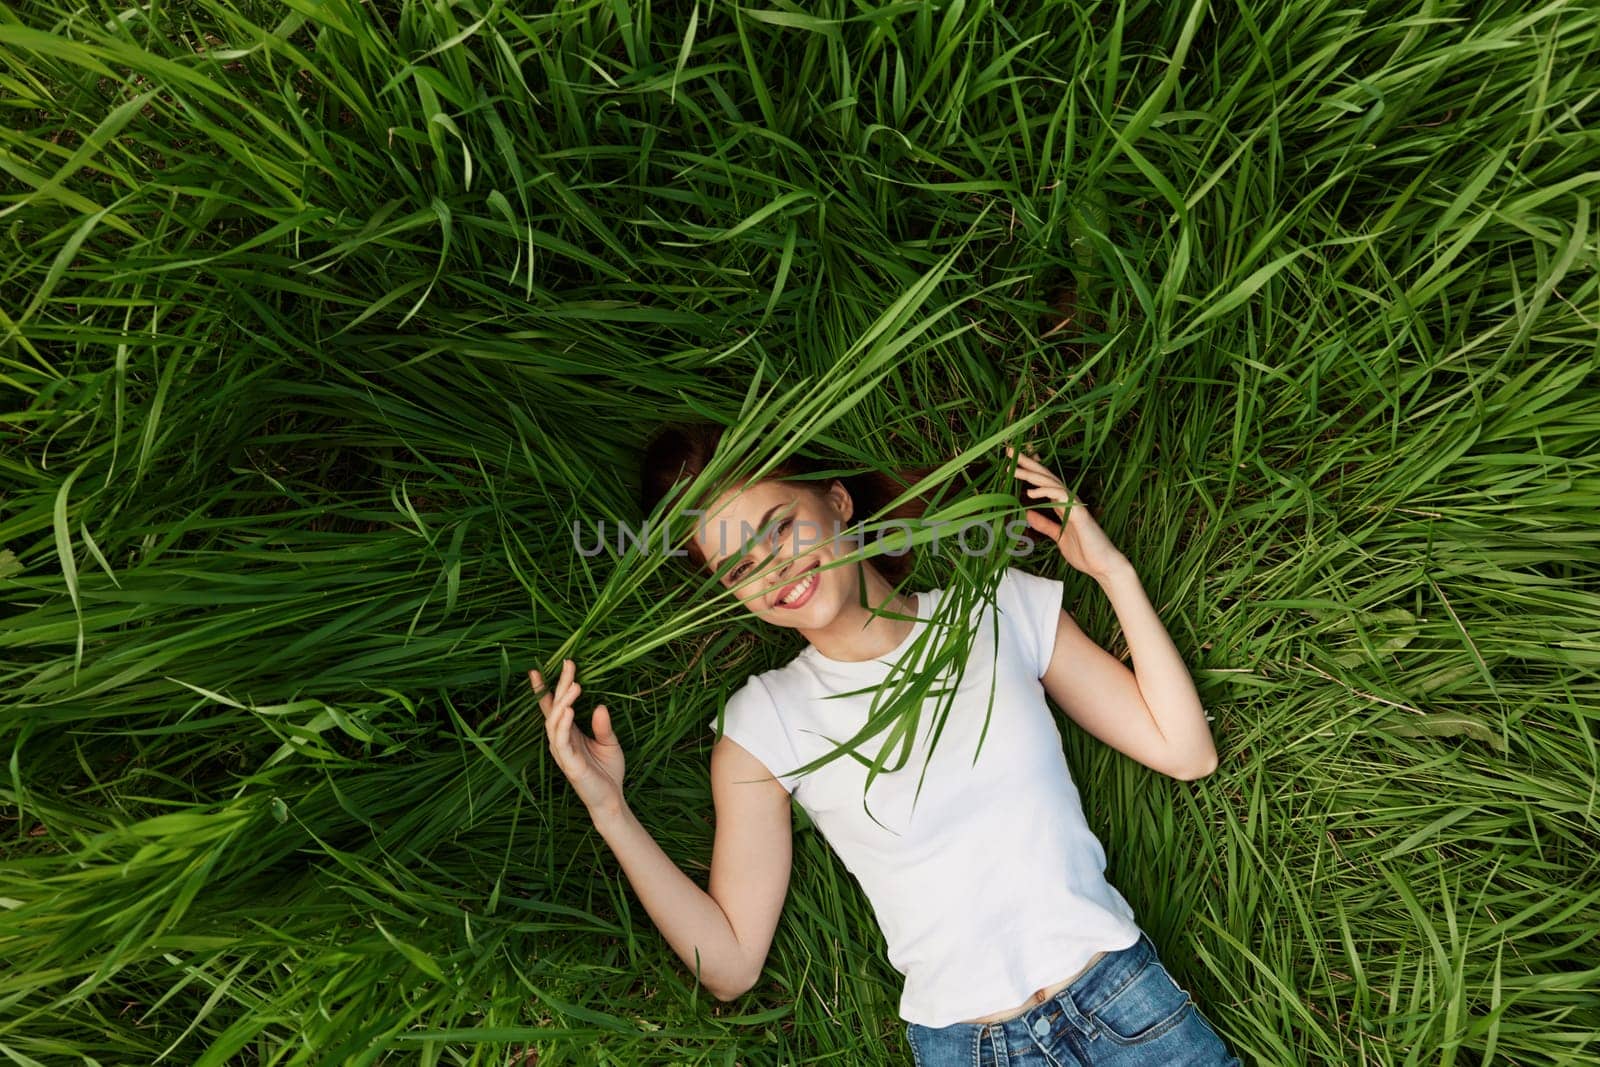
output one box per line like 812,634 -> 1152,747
705,565 -> 1143,1027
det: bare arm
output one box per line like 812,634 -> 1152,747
590,803 -> 749,1000
590,736 -> 793,1000
536,658 -> 793,1001
1004,444 -> 1217,780
1040,558 -> 1218,780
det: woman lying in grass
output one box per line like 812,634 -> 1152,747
532,422 -> 1238,1066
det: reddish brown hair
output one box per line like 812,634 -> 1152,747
638,422 -> 990,587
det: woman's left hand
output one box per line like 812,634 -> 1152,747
1006,445 -> 1130,581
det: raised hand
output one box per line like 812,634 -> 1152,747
1007,444 -> 1130,581
532,658 -> 626,820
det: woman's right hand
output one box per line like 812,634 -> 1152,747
532,658 -> 626,820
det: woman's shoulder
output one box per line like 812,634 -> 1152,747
996,562 -> 1064,604
723,656 -> 808,708
937,565 -> 1038,620
709,665 -> 797,734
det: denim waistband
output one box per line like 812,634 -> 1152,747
1055,931 -> 1154,1015
956,931 -> 1154,1054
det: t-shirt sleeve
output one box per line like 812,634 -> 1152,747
998,565 -> 1066,678
707,674 -> 806,796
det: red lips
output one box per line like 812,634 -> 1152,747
770,560 -> 821,610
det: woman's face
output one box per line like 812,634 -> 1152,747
692,476 -> 856,625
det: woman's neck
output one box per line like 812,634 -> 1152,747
801,568 -> 919,663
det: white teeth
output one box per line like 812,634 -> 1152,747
779,571 -> 815,605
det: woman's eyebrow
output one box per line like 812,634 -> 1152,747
715,501 -> 794,571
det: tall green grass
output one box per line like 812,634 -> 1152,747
2,0 -> 1597,1063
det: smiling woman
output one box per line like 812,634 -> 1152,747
639,421 -> 966,591
533,419 -> 1240,1064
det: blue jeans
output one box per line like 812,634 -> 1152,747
904,933 -> 1239,1066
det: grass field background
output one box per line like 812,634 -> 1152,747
3,0 -> 1598,1063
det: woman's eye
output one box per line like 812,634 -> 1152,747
728,513 -> 794,583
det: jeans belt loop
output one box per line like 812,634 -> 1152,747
1055,983 -> 1097,1040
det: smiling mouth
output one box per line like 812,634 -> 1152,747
771,560 -> 820,609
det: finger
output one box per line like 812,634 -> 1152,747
543,682 -> 567,730
1005,445 -> 1049,472
1022,457 -> 1057,480
1025,488 -> 1069,522
1026,485 -> 1076,507
1024,483 -> 1075,505
1009,463 -> 1051,483
1011,470 -> 1062,499
1025,508 -> 1062,540
1024,482 -> 1069,500
1008,452 -> 1062,484
554,658 -> 576,706
1012,469 -> 1067,497
562,704 -> 590,765
531,669 -> 555,716
548,695 -> 571,743
555,701 -> 576,757
568,705 -> 592,758
537,665 -> 558,708
554,708 -> 581,773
